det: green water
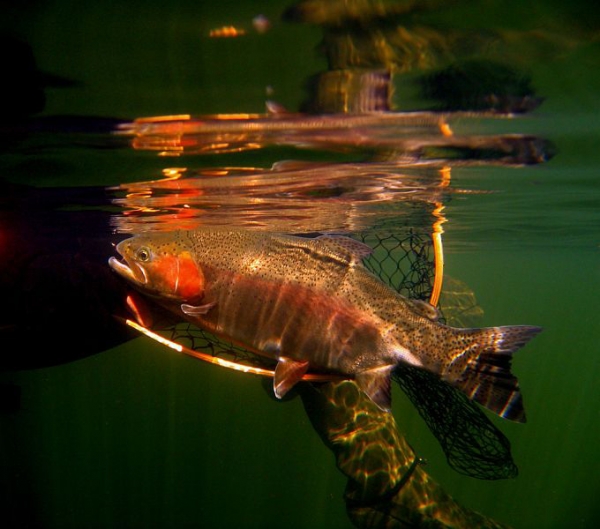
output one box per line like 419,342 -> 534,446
1,1 -> 600,528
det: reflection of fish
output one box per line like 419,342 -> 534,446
109,230 -> 540,422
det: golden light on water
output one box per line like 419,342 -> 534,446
209,26 -> 246,38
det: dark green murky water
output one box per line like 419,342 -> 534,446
1,1 -> 599,528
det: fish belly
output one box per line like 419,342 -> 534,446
190,268 -> 385,374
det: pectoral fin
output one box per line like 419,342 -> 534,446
126,293 -> 154,328
181,302 -> 216,316
273,357 -> 309,399
355,365 -> 394,411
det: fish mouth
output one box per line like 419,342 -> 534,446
108,247 -> 148,287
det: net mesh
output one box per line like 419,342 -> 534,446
358,230 -> 436,302
392,364 -> 517,479
161,229 -> 516,480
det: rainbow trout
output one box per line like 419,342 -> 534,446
109,229 -> 541,422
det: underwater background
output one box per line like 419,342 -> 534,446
1,1 -> 599,528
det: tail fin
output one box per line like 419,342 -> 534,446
449,325 -> 542,423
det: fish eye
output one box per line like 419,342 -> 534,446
136,247 -> 151,262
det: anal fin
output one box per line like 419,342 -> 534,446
274,357 -> 309,399
355,365 -> 394,411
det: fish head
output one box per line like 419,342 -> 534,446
109,233 -> 205,302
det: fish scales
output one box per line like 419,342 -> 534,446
179,232 -> 388,371
109,229 -> 541,422
206,270 -> 384,371
183,230 -> 427,333
186,232 -> 420,350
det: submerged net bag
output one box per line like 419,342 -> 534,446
392,364 -> 517,479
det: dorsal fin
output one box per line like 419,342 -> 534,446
266,100 -> 292,115
316,235 -> 373,262
406,299 -> 441,321
271,160 -> 318,172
